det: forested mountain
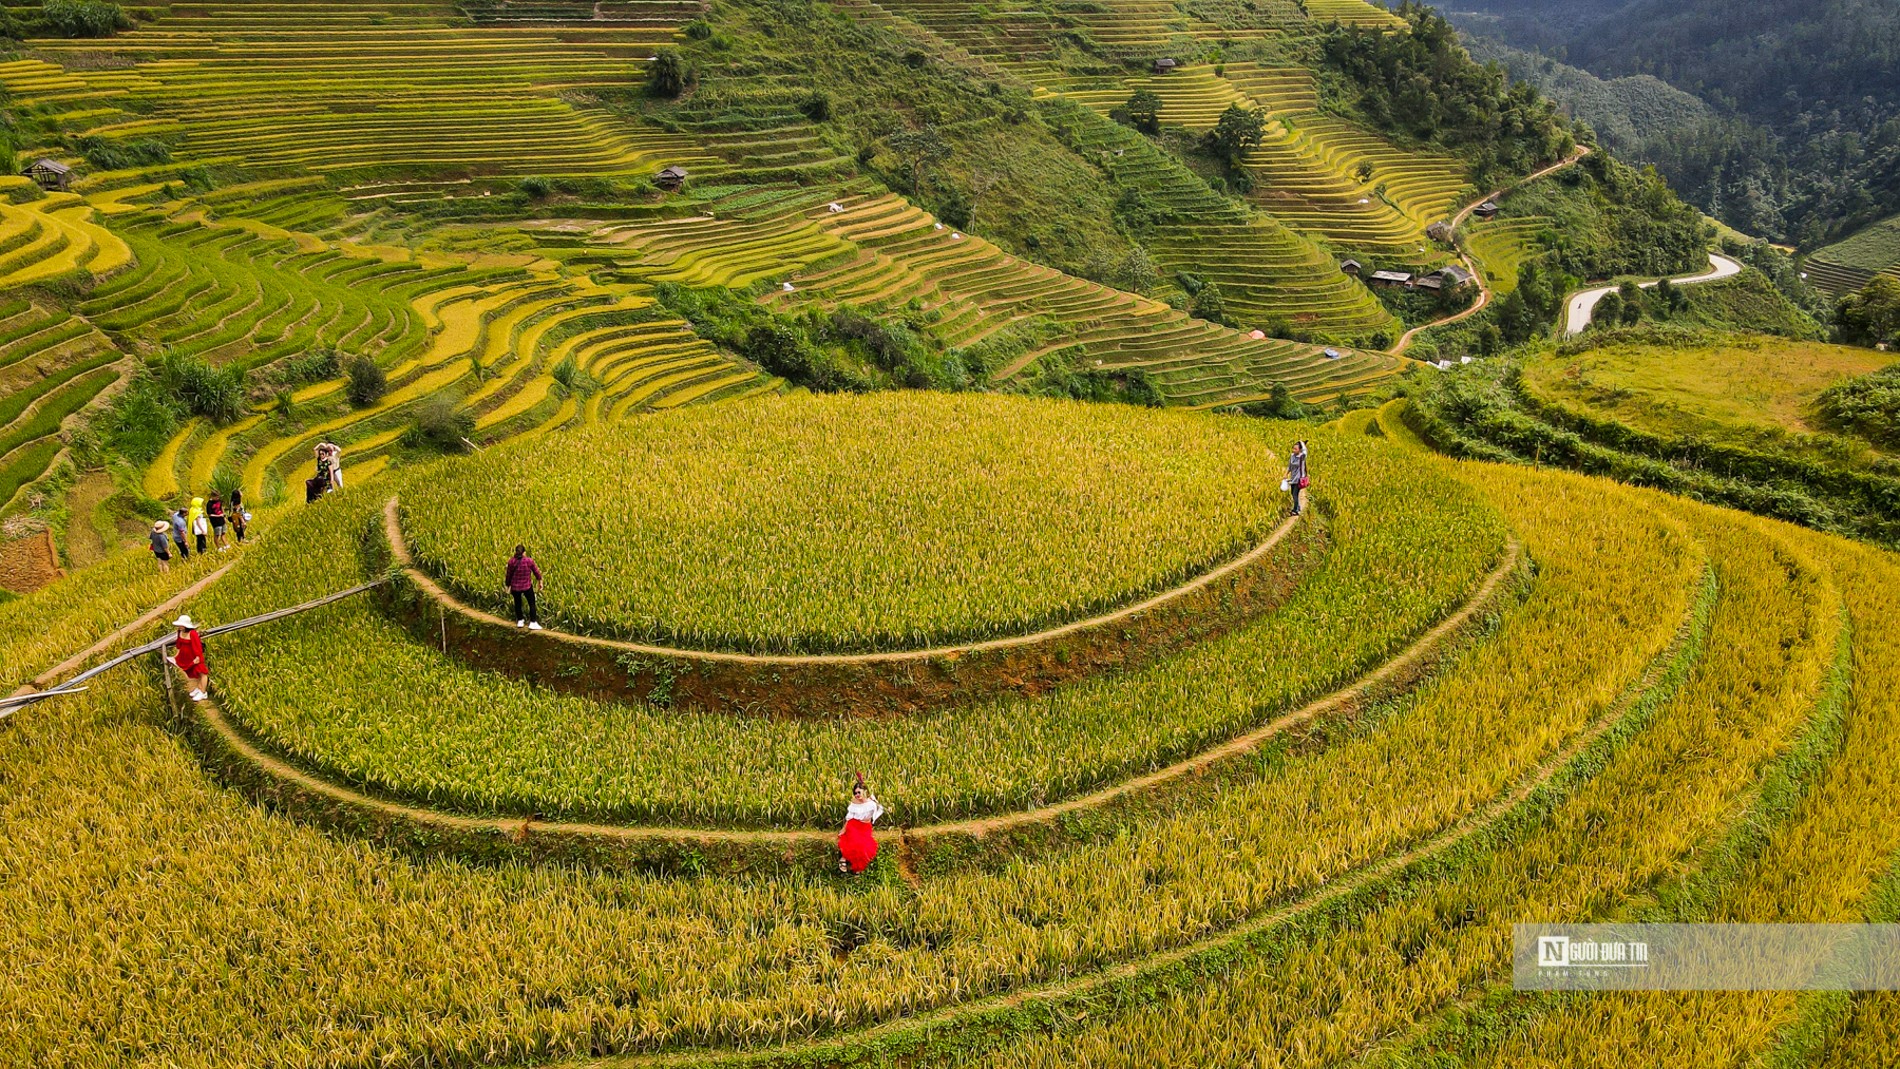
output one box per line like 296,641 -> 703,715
1443,0 -> 1900,249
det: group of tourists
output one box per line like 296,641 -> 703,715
150,442 -> 349,573
149,490 -> 249,572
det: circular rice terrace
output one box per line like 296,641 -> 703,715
395,392 -> 1281,654
180,402 -> 1520,874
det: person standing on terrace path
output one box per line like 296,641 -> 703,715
838,775 -> 885,876
229,488 -> 249,543
188,496 -> 209,554
1287,440 -> 1309,517
150,521 -> 173,573
207,492 -> 229,552
170,505 -> 191,560
506,545 -> 543,630
172,615 -> 210,703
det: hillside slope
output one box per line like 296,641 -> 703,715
1447,0 -> 1900,247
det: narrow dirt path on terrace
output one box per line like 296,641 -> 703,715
183,537 -> 1522,849
383,493 -> 1300,667
9,562 -> 235,699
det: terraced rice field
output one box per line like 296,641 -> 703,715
0,2 -> 715,188
7,390 -> 1900,1066
777,189 -> 1396,400
1037,62 -> 1470,258
0,0 -> 1553,565
1804,211 -> 1900,298
1465,216 -> 1550,295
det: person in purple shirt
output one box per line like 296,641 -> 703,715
506,545 -> 543,630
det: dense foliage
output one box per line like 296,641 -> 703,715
1319,2 -> 1573,183
38,0 -> 128,38
1499,151 -> 1709,280
1814,363 -> 1900,450
1450,0 -> 1900,246
1410,357 -> 1900,546
1834,275 -> 1900,349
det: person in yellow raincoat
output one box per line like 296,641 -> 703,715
187,496 -> 209,554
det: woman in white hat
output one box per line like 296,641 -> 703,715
172,615 -> 209,702
149,521 -> 173,573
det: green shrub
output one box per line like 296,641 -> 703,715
73,135 -> 169,170
647,49 -> 691,98
1814,364 -> 1900,450
157,351 -> 245,425
40,0 -> 127,38
402,396 -> 473,453
346,356 -> 387,408
272,347 -> 340,387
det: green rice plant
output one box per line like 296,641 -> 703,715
0,366 -> 118,460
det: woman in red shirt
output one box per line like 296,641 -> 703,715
172,615 -> 209,702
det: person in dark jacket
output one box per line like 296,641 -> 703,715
1287,440 -> 1309,517
506,545 -> 543,629
207,492 -> 229,552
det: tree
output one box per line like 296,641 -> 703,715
1205,105 -> 1266,165
647,48 -> 690,98
1116,90 -> 1163,135
885,126 -> 951,196
1594,291 -> 1623,329
346,356 -> 387,408
1837,276 -> 1900,348
1655,276 -> 1686,312
1617,280 -> 1644,325
1192,281 -> 1228,325
1113,246 -> 1158,294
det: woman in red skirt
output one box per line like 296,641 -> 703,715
172,615 -> 210,702
837,776 -> 885,875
